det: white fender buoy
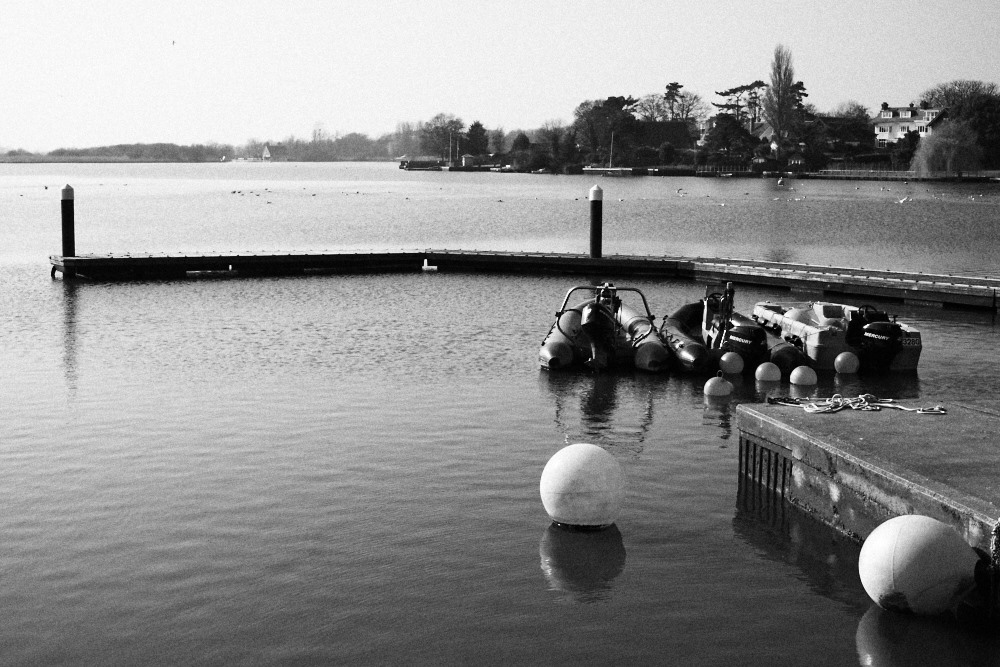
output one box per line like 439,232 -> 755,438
789,365 -> 817,385
719,351 -> 744,374
755,361 -> 781,382
704,371 -> 733,397
858,514 -> 980,615
540,443 -> 624,528
834,351 -> 860,374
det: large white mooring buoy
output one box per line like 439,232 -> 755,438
540,443 -> 624,528
858,514 -> 981,615
719,351 -> 744,374
755,361 -> 781,382
703,371 -> 733,397
834,351 -> 860,374
789,365 -> 818,385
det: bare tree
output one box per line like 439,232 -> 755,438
830,101 -> 871,119
634,94 -> 669,121
675,91 -> 709,122
921,80 -> 1000,108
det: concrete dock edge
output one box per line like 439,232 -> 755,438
736,403 -> 999,552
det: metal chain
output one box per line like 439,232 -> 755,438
767,394 -> 947,415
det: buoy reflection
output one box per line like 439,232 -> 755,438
788,383 -> 817,400
539,523 -> 626,603
703,395 -> 734,441
855,605 -> 994,666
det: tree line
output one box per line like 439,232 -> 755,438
697,46 -> 1000,173
5,50 -> 998,173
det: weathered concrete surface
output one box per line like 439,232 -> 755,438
736,398 -> 1000,552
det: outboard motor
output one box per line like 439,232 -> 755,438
721,323 -> 769,370
858,321 -> 903,372
580,301 -> 617,370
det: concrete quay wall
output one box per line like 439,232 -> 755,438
736,402 -> 1000,552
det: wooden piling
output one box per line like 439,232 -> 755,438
589,185 -> 602,259
60,185 -> 76,279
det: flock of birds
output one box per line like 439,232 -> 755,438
229,186 -> 324,204
13,181 -> 992,207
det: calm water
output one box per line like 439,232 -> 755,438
2,163 -> 999,665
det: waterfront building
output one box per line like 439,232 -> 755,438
874,102 -> 946,147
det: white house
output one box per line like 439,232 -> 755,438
874,102 -> 945,148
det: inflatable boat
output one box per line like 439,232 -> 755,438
539,283 -> 671,372
661,282 -> 769,373
660,302 -> 711,372
751,301 -> 922,372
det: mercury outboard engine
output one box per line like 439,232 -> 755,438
844,305 -> 901,372
580,290 -> 618,370
858,321 -> 903,372
721,322 -> 769,370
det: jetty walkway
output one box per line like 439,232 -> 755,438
50,249 -> 999,311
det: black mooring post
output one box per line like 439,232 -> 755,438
589,184 -> 603,259
61,184 -> 76,278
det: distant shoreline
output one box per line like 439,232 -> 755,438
2,156 -> 996,181
0,156 -> 397,164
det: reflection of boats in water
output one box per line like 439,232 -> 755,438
660,282 -> 769,373
539,523 -> 626,602
752,301 -> 922,372
539,371 -> 659,457
539,283 -> 670,372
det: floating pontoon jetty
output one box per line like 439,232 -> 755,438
50,249 -> 999,311
50,183 -> 998,311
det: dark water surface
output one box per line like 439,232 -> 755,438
2,164 -> 999,664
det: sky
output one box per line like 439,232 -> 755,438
4,0 -> 999,152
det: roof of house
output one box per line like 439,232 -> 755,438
751,122 -> 774,140
873,104 -> 943,123
927,109 -> 949,127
